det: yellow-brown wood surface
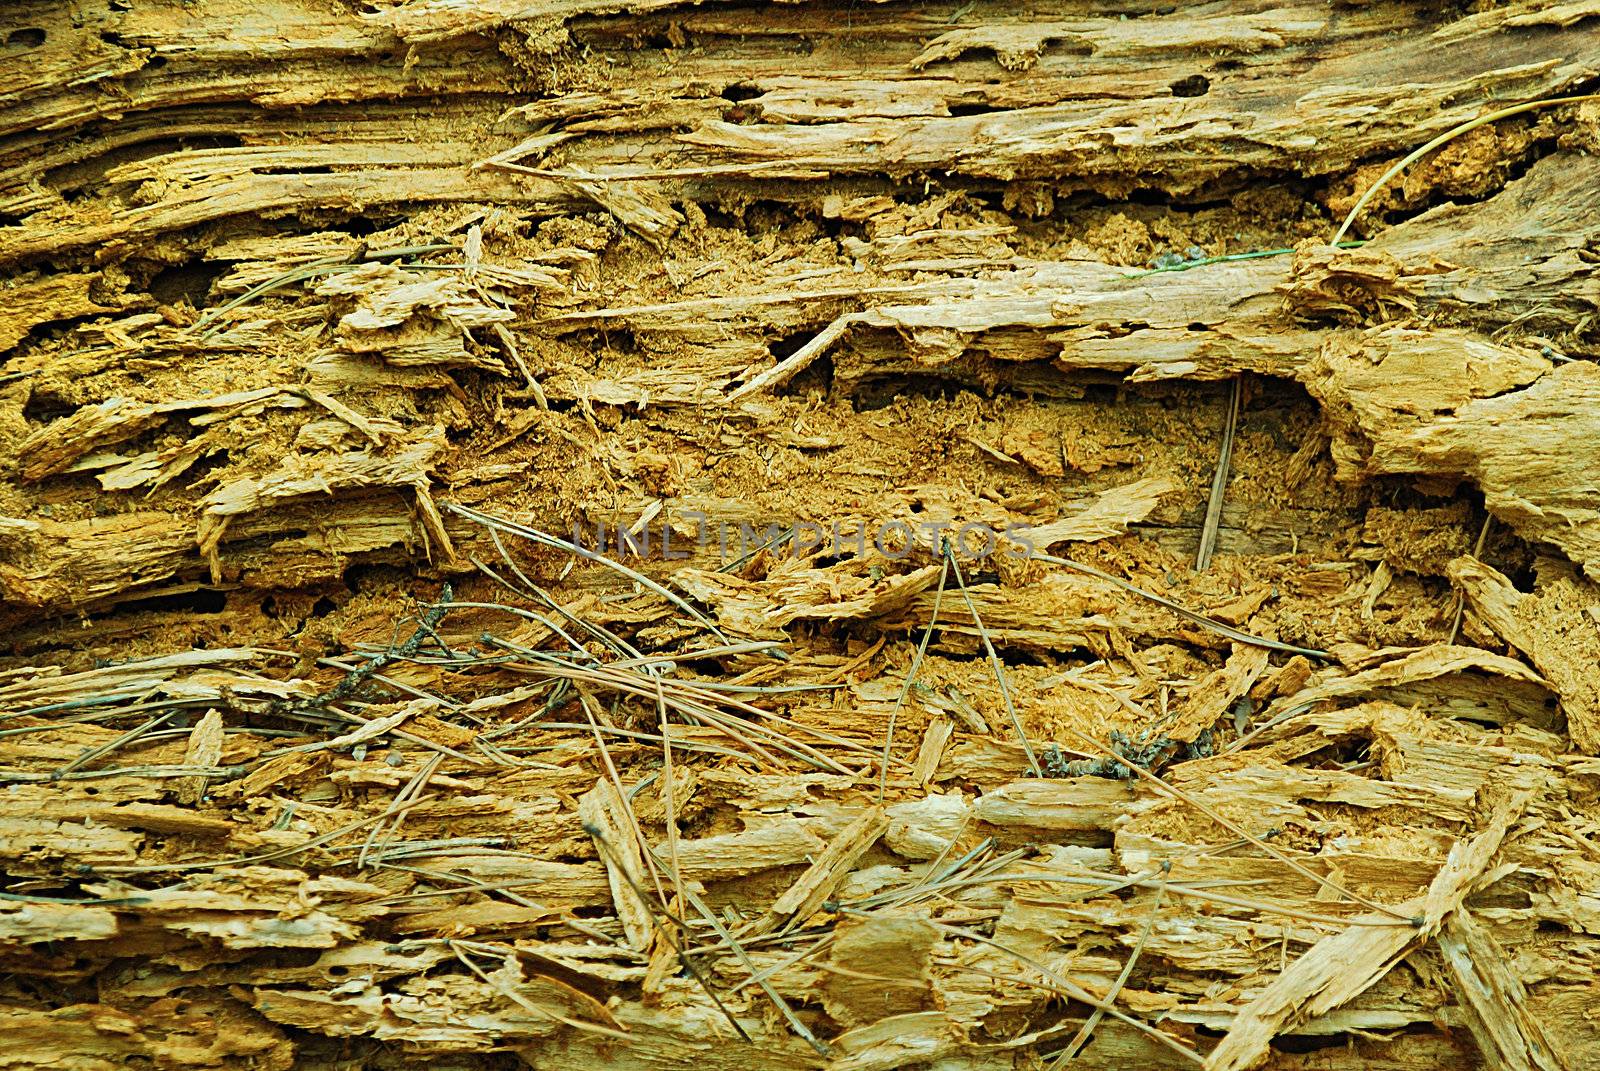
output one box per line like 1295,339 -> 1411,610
2,1 -> 1599,1068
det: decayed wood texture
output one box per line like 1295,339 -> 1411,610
3,0 -> 1597,261
4,150 -> 1599,613
4,0 -> 1600,1069
0,0 -> 1595,613
1,641 -> 1596,1071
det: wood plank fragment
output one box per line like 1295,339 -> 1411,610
748,806 -> 889,938
1271,642 -> 1550,716
819,914 -> 939,1028
579,778 -> 656,951
1439,907 -> 1573,1071
972,778 -> 1143,833
0,272 -> 119,352
651,820 -> 826,881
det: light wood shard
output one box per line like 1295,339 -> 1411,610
1449,557 -> 1600,753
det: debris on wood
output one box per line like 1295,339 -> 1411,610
3,1 -> 1599,1068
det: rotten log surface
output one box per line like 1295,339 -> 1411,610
3,0 -> 1600,1069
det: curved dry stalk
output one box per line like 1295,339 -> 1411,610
449,940 -> 632,1040
445,503 -> 731,643
481,524 -> 648,661
1195,376 -> 1241,573
193,243 -> 458,332
1447,514 -> 1494,646
1332,93 -> 1600,244
435,599 -> 594,660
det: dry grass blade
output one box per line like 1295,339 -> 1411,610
651,675 -> 686,932
576,687 -> 671,927
481,523 -> 648,660
358,753 -> 444,870
947,545 -> 1042,779
446,503 -> 731,643
501,720 -> 747,762
268,691 -> 481,767
1195,376 -> 1241,573
850,832 -> 992,911
586,826 -> 754,1043
855,861 -> 1404,928
674,881 -> 833,1056
632,657 -> 827,1042
506,658 -> 868,773
1222,701 -> 1317,756
727,933 -> 837,996
374,868 -> 550,908
715,523 -> 795,574
56,707 -> 181,775
436,598 -> 593,660
1122,241 -> 1364,278
2,763 -> 249,785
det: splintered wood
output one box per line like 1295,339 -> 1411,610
3,0 -> 1600,1069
